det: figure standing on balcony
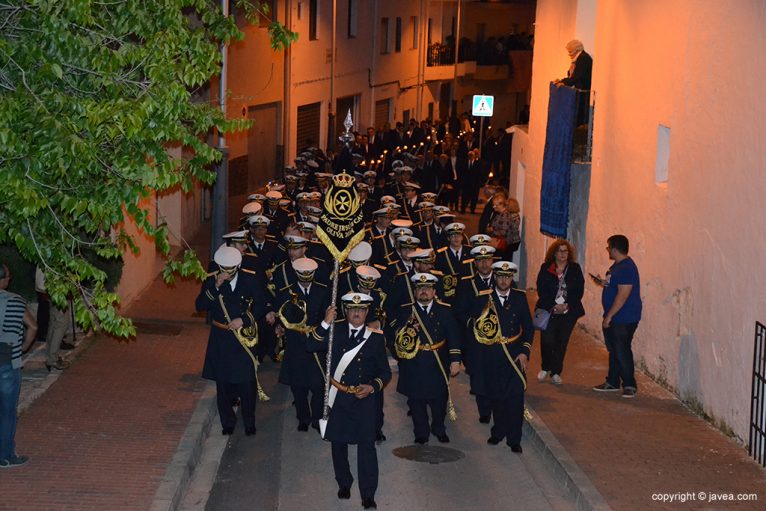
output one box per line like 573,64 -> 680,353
554,39 -> 593,127
554,39 -> 592,91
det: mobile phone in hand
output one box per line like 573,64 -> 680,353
589,273 -> 607,286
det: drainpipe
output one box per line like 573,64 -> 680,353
328,0 -> 337,151
370,0 -> 379,126
211,0 -> 229,257
283,0 -> 293,167
452,0 -> 461,117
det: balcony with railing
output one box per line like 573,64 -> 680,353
424,38 -> 477,81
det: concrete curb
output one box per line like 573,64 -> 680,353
524,405 -> 613,511
150,381 -> 218,511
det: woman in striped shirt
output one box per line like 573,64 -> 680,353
1,263 -> 38,468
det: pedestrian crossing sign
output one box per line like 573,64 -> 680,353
472,95 -> 494,117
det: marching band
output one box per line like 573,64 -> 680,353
195,138 -> 532,510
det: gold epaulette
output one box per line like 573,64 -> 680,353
241,268 -> 257,275
314,281 -> 328,287
366,327 -> 383,334
513,288 -> 527,294
430,270 -> 444,276
205,271 -> 218,278
279,284 -> 292,291
244,252 -> 257,257
478,289 -> 493,296
373,264 -> 387,271
435,299 -> 451,307
463,258 -> 475,264
339,265 -> 351,274
401,302 -> 414,307
265,234 -> 277,239
286,211 -> 295,216
461,275 -> 473,280
372,234 -> 386,240
436,246 -> 448,253
311,239 -> 323,245
395,271 -> 408,276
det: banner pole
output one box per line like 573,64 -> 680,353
322,259 -> 341,420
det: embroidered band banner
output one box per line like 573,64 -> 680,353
316,171 -> 366,261
540,82 -> 577,238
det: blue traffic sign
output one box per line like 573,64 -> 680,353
472,95 -> 494,117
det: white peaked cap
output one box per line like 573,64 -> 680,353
214,245 -> 242,267
349,241 -> 372,262
356,265 -> 381,280
242,202 -> 263,215
292,257 -> 318,272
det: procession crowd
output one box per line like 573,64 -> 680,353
195,125 -> 643,509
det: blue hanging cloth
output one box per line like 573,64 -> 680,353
540,83 -> 577,238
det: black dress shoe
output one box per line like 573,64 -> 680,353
297,423 -> 309,432
375,432 -> 386,442
60,342 -> 76,350
510,444 -> 523,453
479,415 -> 490,424
414,437 -> 428,445
222,427 -> 234,435
487,436 -> 501,445
362,497 -> 377,509
337,487 -> 351,499
436,433 -> 450,443
245,427 -> 256,436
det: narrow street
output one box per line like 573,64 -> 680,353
185,362 -> 576,511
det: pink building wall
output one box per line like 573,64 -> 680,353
518,0 -> 766,440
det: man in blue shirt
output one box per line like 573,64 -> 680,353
592,235 -> 642,398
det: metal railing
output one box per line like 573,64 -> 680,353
572,88 -> 595,163
426,41 -> 476,66
749,321 -> 766,467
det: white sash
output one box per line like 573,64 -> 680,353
320,327 -> 372,438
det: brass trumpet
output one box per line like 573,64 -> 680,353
277,291 -> 312,334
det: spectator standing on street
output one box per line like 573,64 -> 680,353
35,268 -> 73,372
592,235 -> 642,398
0,262 -> 37,468
535,240 -> 585,385
487,196 -> 521,260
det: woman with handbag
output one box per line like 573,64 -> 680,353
535,239 -> 585,385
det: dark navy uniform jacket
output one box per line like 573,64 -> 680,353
277,282 -> 331,389
390,302 -> 461,400
366,228 -> 395,269
469,290 -> 533,399
308,321 -> 391,444
453,272 -> 495,372
195,271 -> 271,384
414,222 -> 445,250
244,238 -> 281,275
263,205 -> 292,236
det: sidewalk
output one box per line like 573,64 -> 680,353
0,256 -> 211,510
525,322 -> 766,510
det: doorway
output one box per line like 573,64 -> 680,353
247,102 -> 282,190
